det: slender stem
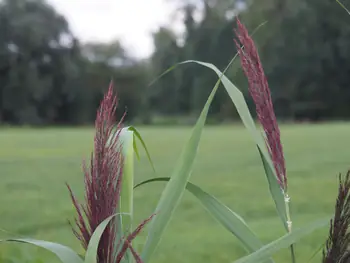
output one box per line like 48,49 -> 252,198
119,129 -> 135,261
290,244 -> 296,263
285,193 -> 296,263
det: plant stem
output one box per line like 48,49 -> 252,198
119,129 -> 135,262
290,244 -> 296,263
285,193 -> 296,263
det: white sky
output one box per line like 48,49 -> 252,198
48,0 -> 183,59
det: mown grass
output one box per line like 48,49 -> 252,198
0,123 -> 349,263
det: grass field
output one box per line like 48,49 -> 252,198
0,123 -> 350,263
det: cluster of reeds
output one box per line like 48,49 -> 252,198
1,17 -> 349,263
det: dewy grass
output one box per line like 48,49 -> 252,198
0,17 -> 349,263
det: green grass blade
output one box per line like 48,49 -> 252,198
173,60 -> 287,230
115,126 -> 156,231
0,238 -> 83,263
139,27 -> 266,260
306,241 -> 325,263
233,217 -> 331,263
127,126 -> 156,172
119,127 -> 135,234
119,127 -> 136,263
84,212 -> 130,263
140,79 -> 222,263
114,125 -> 155,263
258,147 -> 288,230
134,177 -> 273,263
84,214 -> 114,263
336,0 -> 350,15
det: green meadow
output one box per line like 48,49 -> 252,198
1,123 -> 349,263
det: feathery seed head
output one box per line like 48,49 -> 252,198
234,18 -> 287,190
66,81 -> 152,263
322,170 -> 350,263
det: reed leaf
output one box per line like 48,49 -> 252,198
0,238 -> 83,263
233,217 -> 331,263
135,177 -> 274,263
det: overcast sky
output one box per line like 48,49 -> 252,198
48,0 -> 183,58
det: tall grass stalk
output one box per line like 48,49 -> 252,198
234,17 -> 295,262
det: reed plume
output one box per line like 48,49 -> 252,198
322,170 -> 350,263
234,18 -> 287,191
66,81 -> 153,263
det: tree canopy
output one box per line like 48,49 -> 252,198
1,0 -> 350,125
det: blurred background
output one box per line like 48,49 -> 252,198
2,1 -> 350,263
1,0 -> 350,126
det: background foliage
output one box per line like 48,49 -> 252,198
1,0 -> 350,125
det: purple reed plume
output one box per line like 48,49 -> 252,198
234,18 -> 287,191
322,170 -> 350,263
66,81 -> 154,263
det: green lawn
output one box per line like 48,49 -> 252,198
0,123 -> 349,263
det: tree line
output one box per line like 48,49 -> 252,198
1,0 -> 350,126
